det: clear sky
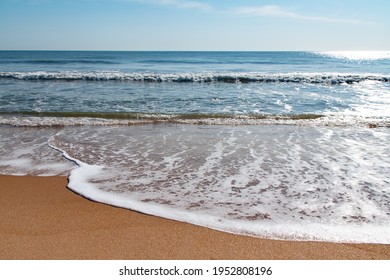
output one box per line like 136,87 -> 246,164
0,0 -> 389,51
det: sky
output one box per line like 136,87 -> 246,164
0,0 -> 389,51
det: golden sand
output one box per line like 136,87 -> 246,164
1,175 -> 389,260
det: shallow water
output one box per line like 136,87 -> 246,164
1,124 -> 389,243
1,51 -> 389,243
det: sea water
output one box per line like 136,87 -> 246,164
1,51 -> 389,243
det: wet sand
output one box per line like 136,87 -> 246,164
1,175 -> 389,260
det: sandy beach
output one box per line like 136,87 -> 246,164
0,174 -> 389,260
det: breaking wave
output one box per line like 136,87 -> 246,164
1,112 -> 389,128
1,71 -> 389,84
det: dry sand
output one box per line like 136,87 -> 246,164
1,174 -> 389,260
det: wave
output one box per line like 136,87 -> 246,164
0,60 -> 120,65
139,59 -> 285,65
1,71 -> 389,84
47,124 -> 390,244
1,112 -> 388,128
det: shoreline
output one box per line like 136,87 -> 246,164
1,174 -> 389,260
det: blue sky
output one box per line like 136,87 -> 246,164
0,0 -> 389,51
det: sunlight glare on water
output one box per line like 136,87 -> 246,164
322,51 -> 390,61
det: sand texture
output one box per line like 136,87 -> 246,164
1,175 -> 389,260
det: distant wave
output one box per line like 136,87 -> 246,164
1,71 -> 389,84
0,60 -> 120,65
138,59 -> 285,65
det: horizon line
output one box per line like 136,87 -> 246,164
1,49 -> 389,52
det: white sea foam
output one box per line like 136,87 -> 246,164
44,124 -> 390,244
0,127 -> 75,176
1,71 -> 389,84
1,114 -> 389,128
343,81 -> 390,118
2,124 -> 389,243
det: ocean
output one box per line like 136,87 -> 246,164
1,51 -> 389,243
